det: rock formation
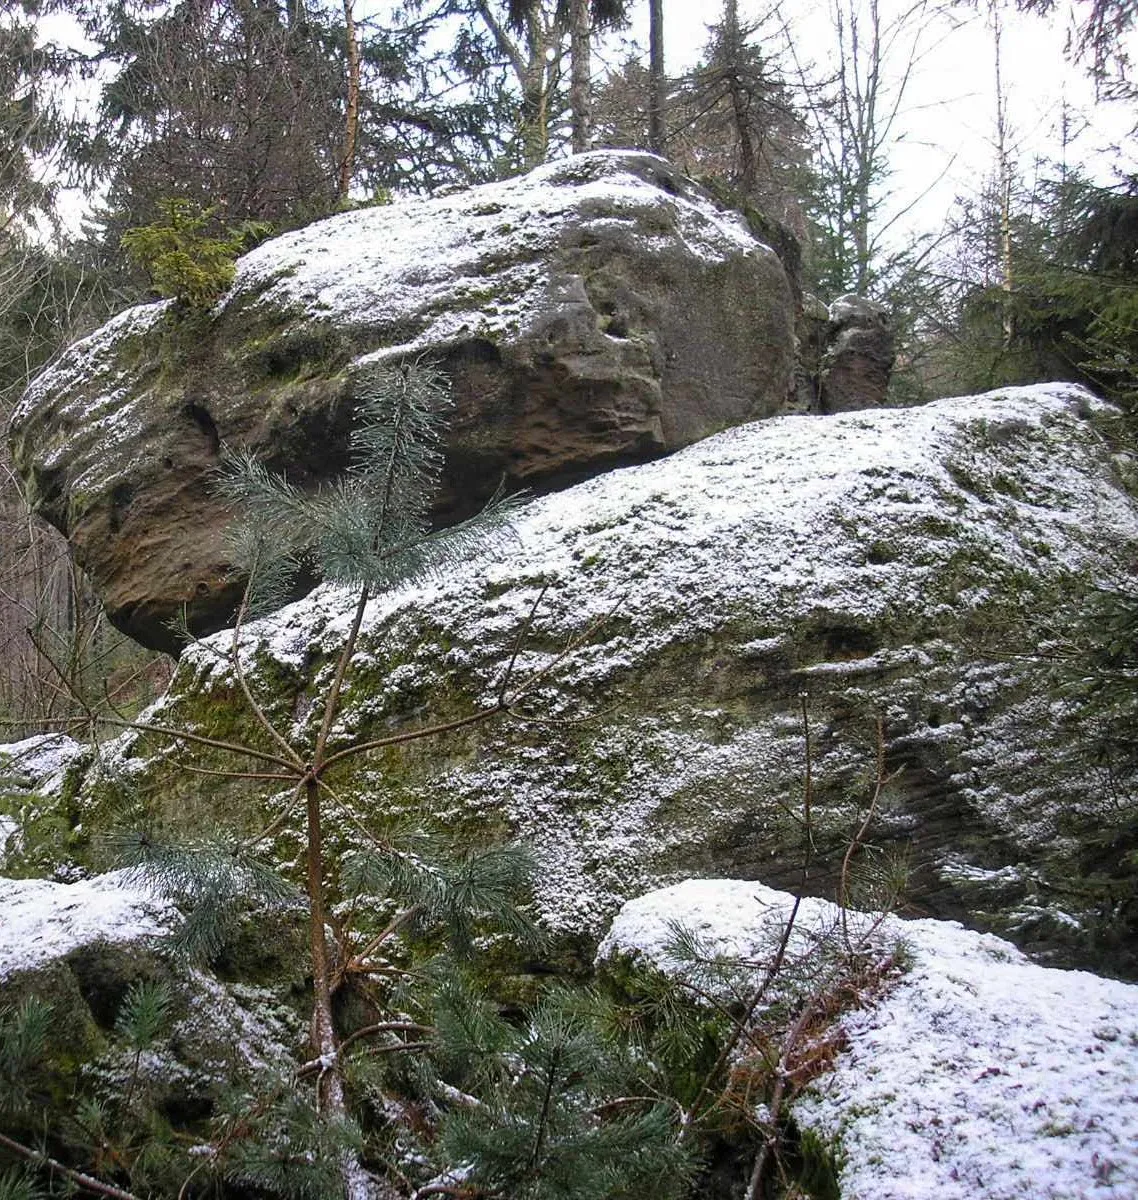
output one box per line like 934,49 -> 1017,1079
818,293 -> 896,413
4,381 -> 1136,1198
7,152 -> 798,653
0,869 -> 304,1149
37,382 -> 1138,974
794,292 -> 897,414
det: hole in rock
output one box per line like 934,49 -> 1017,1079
181,401 -> 220,456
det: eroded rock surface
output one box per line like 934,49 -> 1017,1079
7,151 -> 795,652
54,383 -> 1138,973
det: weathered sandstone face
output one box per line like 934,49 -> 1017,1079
7,151 -> 796,653
41,383 -> 1138,975
819,294 -> 896,413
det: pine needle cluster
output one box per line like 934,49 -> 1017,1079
0,997 -> 52,1121
387,976 -> 696,1200
216,359 -> 520,617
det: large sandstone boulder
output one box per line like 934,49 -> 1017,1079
40,382 -> 1138,974
7,152 -> 795,653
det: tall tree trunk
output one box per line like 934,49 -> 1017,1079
648,0 -> 665,153
474,0 -> 571,169
992,2 -> 1015,346
851,0 -> 880,294
569,0 -> 591,153
723,0 -> 756,191
338,0 -> 361,203
521,45 -> 552,166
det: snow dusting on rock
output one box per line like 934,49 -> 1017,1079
1,732 -> 87,794
230,151 -> 762,354
1,734 -> 90,866
600,878 -> 1138,1200
94,383 -> 1138,958
0,871 -> 177,979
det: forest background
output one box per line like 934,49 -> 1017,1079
0,0 -> 1135,729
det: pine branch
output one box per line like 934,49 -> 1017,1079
229,576 -> 306,770
98,716 -> 297,771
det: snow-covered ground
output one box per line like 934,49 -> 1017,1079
601,879 -> 1138,1200
0,732 -> 87,792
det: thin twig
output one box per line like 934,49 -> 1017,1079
0,1131 -> 141,1200
98,716 -> 297,771
839,716 -> 900,951
496,583 -> 550,705
685,695 -> 815,1139
240,779 -> 307,851
229,580 -> 306,769
338,1020 -> 434,1055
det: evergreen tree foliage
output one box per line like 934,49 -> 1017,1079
0,997 -> 53,1121
120,198 -> 270,308
418,981 -> 696,1200
71,0 -> 348,234
79,361 -> 534,1198
60,0 -> 532,247
0,1 -> 70,237
0,984 -> 188,1195
590,15 -> 810,238
0,1168 -> 43,1200
1017,0 -> 1136,94
110,824 -> 297,962
216,1092 -> 365,1200
216,359 -> 520,609
934,171 -> 1138,410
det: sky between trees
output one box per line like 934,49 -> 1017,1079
619,0 -> 1136,245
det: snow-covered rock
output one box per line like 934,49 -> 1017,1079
70,381 -> 1138,971
0,870 -> 175,979
0,869 -> 304,1148
599,878 -> 1138,1200
0,734 -> 88,868
7,151 -> 796,652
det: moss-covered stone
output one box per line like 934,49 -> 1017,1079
15,383 -> 1138,978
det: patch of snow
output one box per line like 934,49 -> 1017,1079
173,973 -> 302,1077
1,738 -> 89,867
0,870 -> 178,980
0,733 -> 86,788
599,879 -> 1138,1200
10,302 -> 168,429
597,877 -> 854,969
227,151 -> 765,356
